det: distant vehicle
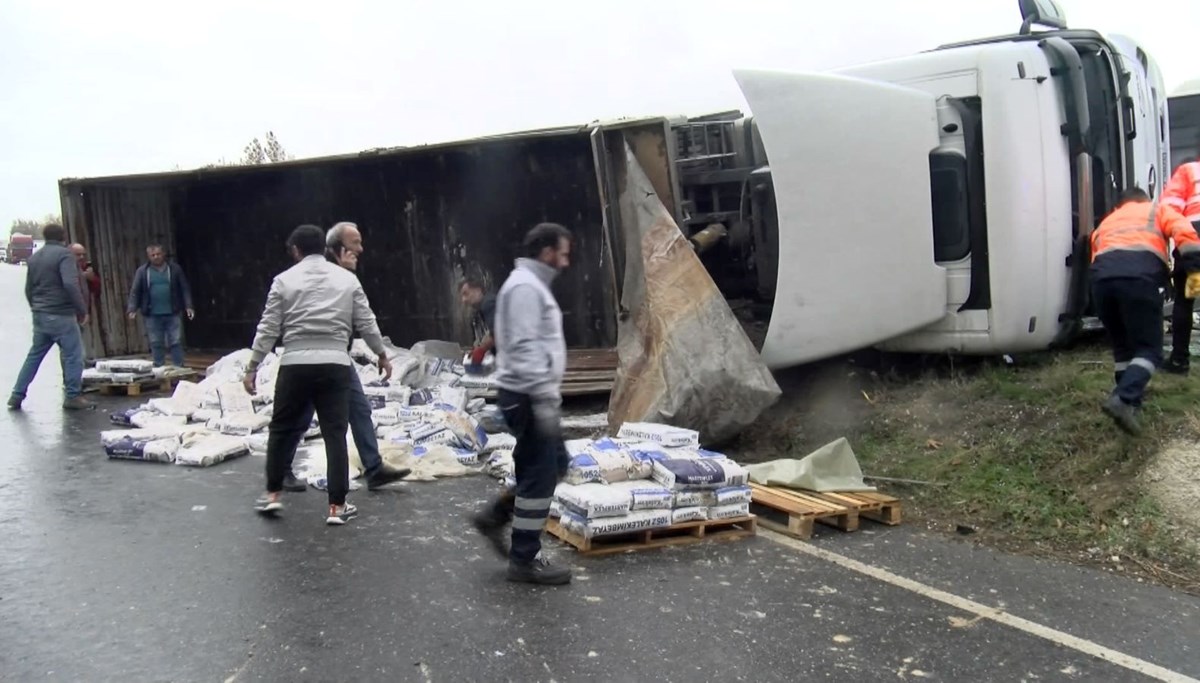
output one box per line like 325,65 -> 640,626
7,235 -> 34,264
0,246 -> 7,262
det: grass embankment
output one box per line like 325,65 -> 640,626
732,344 -> 1200,592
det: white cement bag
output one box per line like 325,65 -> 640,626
605,480 -> 674,510
101,427 -> 188,447
707,502 -> 751,520
372,406 -> 401,427
480,432 -> 516,455
550,500 -> 563,519
442,410 -> 487,451
208,413 -> 271,437
563,439 -> 651,485
555,483 -> 632,519
217,383 -> 255,414
671,506 -> 708,524
96,359 -> 154,374
245,432 -> 269,455
192,408 -> 221,423
104,436 -> 179,463
651,458 -> 750,490
175,434 -> 249,467
147,398 -> 194,418
560,509 -> 672,539
483,449 -> 514,480
130,412 -> 189,429
616,422 -> 700,448
713,485 -> 752,506
672,489 -> 713,508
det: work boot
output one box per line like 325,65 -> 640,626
471,511 -> 510,560
507,556 -> 572,586
366,464 -> 412,490
1161,357 -> 1190,376
7,394 -> 23,411
1102,394 -> 1141,436
62,396 -> 95,411
281,472 -> 308,492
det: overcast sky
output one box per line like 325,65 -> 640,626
1,0 -> 1196,229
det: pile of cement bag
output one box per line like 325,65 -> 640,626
483,422 -> 752,539
98,341 -> 510,483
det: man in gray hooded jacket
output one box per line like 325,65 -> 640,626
472,222 -> 573,586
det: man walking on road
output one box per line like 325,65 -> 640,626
271,221 -> 410,493
246,225 -> 393,525
472,222 -> 574,585
127,244 -> 194,368
8,224 -> 93,411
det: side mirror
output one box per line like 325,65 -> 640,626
1018,0 -> 1068,34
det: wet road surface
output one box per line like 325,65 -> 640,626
0,263 -> 1197,682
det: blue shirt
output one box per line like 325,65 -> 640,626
148,266 -> 173,316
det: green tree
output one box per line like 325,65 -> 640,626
9,214 -> 61,240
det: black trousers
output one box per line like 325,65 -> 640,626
1092,277 -> 1163,407
1169,221 -> 1200,363
265,363 -> 352,505
483,389 -> 568,564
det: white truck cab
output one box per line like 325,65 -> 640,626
683,0 -> 1171,368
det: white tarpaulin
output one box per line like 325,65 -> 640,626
745,437 -> 876,492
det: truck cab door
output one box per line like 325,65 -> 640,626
734,70 -> 948,368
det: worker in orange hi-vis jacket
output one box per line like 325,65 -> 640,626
1089,187 -> 1200,435
1162,154 -> 1200,375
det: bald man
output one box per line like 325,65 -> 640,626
278,221 -> 409,493
69,244 -> 100,311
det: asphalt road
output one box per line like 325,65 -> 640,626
0,262 -> 1196,683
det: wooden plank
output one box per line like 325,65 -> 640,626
750,483 -> 903,538
547,516 -> 756,556
749,483 -> 845,514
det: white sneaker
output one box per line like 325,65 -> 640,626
326,502 -> 358,525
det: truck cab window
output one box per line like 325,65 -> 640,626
929,149 -> 971,262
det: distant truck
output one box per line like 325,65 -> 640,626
6,235 -> 34,264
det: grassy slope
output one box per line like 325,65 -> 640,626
730,343 -> 1200,592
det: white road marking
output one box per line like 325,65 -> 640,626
761,530 -> 1199,683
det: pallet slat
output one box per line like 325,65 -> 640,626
547,515 -> 757,556
750,483 -> 902,539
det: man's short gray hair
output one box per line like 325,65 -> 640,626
327,221 -> 358,248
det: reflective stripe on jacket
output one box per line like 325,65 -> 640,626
1090,199 -> 1200,265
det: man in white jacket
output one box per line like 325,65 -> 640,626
472,222 -> 573,585
244,224 -> 392,525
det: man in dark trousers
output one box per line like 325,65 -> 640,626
1161,152 -> 1200,374
1090,188 -> 1200,434
8,224 -> 93,411
268,221 -> 410,493
459,277 -> 496,372
472,222 -> 573,585
245,225 -> 393,525
127,244 -> 195,368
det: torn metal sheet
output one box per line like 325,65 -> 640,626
606,141 -> 780,445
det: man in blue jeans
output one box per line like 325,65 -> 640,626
274,221 -> 410,492
126,244 -> 194,367
9,224 -> 94,411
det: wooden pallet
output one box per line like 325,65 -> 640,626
546,515 -> 757,556
93,371 -> 198,397
749,483 -> 902,540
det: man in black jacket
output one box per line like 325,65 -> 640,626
9,224 -> 93,411
127,244 -> 195,367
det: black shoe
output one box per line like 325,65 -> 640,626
1102,395 -> 1142,436
471,511 -> 510,560
282,473 -> 308,492
7,395 -> 22,411
507,557 -> 572,585
366,464 -> 411,490
1162,357 -> 1190,376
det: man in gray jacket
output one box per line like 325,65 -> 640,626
9,224 -> 93,411
472,222 -> 573,585
244,225 -> 393,525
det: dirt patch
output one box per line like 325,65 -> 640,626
1142,441 -> 1200,536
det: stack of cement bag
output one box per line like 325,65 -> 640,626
83,359 -> 192,385
99,341 -> 506,477
482,422 -> 752,539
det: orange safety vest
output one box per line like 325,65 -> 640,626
1164,161 -> 1200,221
1090,199 -> 1200,264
